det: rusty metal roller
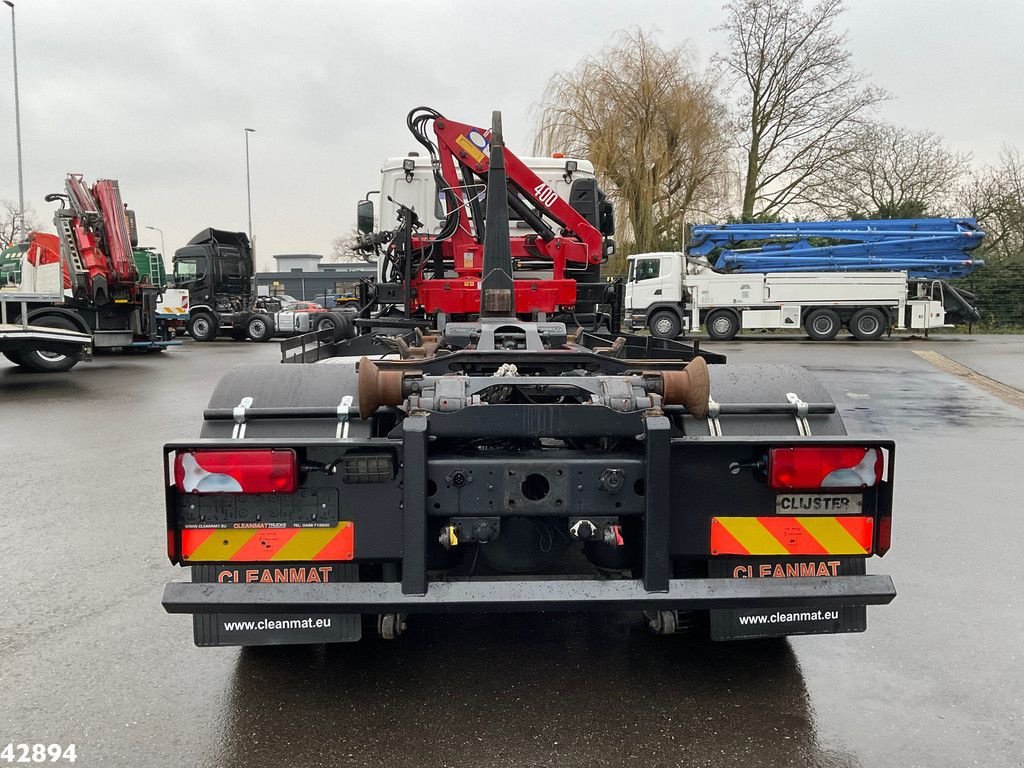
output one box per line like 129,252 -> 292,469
357,358 -> 406,419
660,357 -> 711,418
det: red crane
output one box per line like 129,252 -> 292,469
370,108 -> 615,318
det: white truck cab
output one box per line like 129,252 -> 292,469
366,154 -> 596,285
626,252 -> 951,341
374,154 -> 596,235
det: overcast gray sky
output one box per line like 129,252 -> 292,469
1,0 -> 1021,269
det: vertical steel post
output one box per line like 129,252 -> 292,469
643,414 -> 672,592
145,226 -> 165,266
4,1 -> 25,242
244,128 -> 255,254
401,413 -> 429,595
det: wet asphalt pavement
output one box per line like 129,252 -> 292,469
1,334 -> 1022,768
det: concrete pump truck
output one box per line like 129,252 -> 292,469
161,110 -> 896,647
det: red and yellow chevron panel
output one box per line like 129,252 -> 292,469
181,522 -> 354,562
711,516 -> 873,556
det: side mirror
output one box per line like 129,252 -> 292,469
357,200 -> 374,234
599,200 -> 615,236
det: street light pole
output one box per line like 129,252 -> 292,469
4,0 -> 25,242
244,128 -> 255,252
143,225 -> 165,283
144,225 -> 165,258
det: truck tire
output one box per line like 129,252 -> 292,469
804,308 -> 840,341
246,313 -> 275,342
647,310 -> 681,339
705,310 -> 739,341
314,312 -> 354,341
17,315 -> 81,373
849,308 -> 886,341
187,313 -> 218,342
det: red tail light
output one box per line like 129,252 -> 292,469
769,446 -> 882,490
173,449 -> 297,494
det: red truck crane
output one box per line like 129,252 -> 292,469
352,107 -> 619,334
1,174 -> 172,372
56,174 -> 140,300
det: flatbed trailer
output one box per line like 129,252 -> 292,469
161,112 -> 897,647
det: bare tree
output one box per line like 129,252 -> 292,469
0,200 -> 41,247
325,228 -> 373,263
805,122 -> 970,218
716,0 -> 887,220
534,29 -> 730,269
959,146 -> 1024,259
956,148 -> 1024,328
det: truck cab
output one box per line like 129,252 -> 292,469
171,229 -> 255,340
625,252 -> 686,337
374,154 -> 597,234
368,154 -> 600,283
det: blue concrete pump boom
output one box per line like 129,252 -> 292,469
688,218 -> 985,278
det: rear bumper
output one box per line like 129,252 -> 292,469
163,574 -> 896,615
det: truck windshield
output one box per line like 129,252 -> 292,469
173,256 -> 207,285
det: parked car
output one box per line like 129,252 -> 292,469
281,300 -> 326,313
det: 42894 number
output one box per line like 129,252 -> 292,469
0,744 -> 76,764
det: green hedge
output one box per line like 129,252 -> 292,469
954,256 -> 1024,329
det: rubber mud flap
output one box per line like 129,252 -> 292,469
191,563 -> 362,647
708,557 -> 867,640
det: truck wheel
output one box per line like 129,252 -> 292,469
648,310 -> 681,339
849,308 -> 886,341
17,316 -> 80,373
804,309 -> 840,341
187,313 -> 218,342
246,314 -> 275,342
315,313 -> 342,340
705,310 -> 739,341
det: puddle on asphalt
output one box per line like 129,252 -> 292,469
813,368 -> 1022,434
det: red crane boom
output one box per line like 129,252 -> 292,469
385,108 -> 613,317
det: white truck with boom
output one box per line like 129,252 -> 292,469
626,219 -> 984,341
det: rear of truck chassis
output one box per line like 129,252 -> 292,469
161,346 -> 895,646
161,109 -> 895,646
